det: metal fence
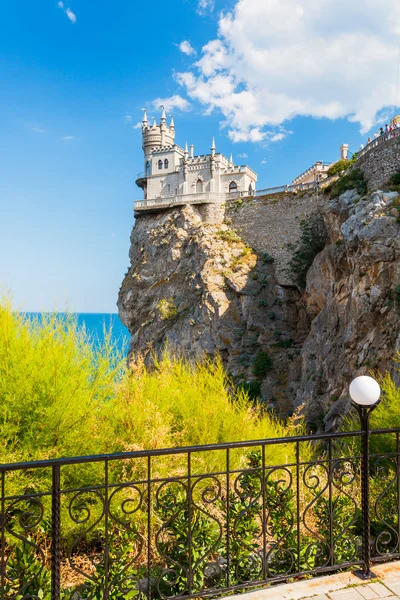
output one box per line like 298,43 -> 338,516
1,419 -> 400,599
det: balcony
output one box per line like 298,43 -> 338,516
135,171 -> 147,189
134,191 -> 226,212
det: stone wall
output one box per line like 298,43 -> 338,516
227,192 -> 319,285
356,136 -> 400,190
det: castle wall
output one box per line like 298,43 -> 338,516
355,136 -> 400,190
227,192 -> 319,285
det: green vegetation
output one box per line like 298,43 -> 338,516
0,301 -> 301,470
261,251 -> 274,264
286,215 -> 328,288
390,172 -> 400,185
253,351 -> 273,377
330,167 -> 367,198
216,228 -> 242,244
2,301 -> 400,597
157,297 -> 178,320
327,156 -> 356,177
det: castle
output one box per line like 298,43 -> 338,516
134,107 -> 257,212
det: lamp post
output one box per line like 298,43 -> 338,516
350,376 -> 381,578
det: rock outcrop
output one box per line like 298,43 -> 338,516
296,189 -> 400,430
118,189 -> 400,429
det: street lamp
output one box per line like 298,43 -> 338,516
349,375 -> 381,579
350,376 -> 381,407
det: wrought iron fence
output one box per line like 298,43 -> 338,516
1,422 -> 400,599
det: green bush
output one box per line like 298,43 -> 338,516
327,157 -> 355,177
286,216 -> 328,288
390,172 -> 400,185
330,168 -> 367,198
157,298 -> 178,320
253,351 -> 273,377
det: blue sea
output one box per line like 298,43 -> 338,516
25,313 -> 130,354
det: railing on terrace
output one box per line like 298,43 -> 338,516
356,129 -> 400,160
2,420 -> 400,599
134,192 -> 226,211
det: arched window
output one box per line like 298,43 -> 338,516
229,181 -> 238,192
248,183 -> 253,196
158,160 -> 163,169
196,179 -> 203,193
164,158 -> 169,169
146,160 -> 151,176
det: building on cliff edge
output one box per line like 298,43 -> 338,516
134,107 -> 257,212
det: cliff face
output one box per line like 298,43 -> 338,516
118,189 -> 400,429
296,189 -> 400,429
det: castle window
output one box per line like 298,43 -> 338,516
167,184 -> 171,192
158,160 -> 163,169
248,183 -> 253,196
229,181 -> 238,192
164,159 -> 169,169
146,160 -> 151,176
196,179 -> 203,193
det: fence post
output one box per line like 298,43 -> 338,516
51,465 -> 61,600
353,401 -> 379,579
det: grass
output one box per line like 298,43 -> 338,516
0,298 -> 309,479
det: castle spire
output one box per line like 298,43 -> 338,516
211,136 -> 215,150
160,105 -> 166,124
152,117 -> 157,129
141,108 -> 148,126
169,115 -> 175,130
184,142 -> 189,158
229,153 -> 233,165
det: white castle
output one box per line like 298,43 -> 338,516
134,107 -> 257,212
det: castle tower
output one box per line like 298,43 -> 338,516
141,107 -> 175,165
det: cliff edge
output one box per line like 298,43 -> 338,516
118,189 -> 400,429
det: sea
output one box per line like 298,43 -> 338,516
25,313 -> 130,354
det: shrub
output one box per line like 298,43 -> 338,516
261,251 -> 274,264
330,168 -> 367,198
390,172 -> 400,185
253,351 -> 273,377
286,215 -> 328,288
157,298 -> 178,320
216,228 -> 242,244
327,157 -> 355,177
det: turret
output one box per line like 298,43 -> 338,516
141,108 -> 175,159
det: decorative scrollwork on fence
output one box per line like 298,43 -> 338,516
372,456 -> 399,557
4,496 -> 47,600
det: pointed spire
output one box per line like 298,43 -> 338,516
184,142 -> 189,158
152,117 -> 157,129
169,115 -> 175,129
160,105 -> 166,124
141,108 -> 148,126
229,153 -> 233,165
211,136 -> 216,150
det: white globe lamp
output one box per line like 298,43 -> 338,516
349,376 -> 381,407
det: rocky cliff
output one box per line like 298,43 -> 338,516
118,189 -> 400,430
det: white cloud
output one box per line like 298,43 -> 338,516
261,159 -> 267,164
176,0 -> 400,141
152,94 -> 191,113
179,40 -> 196,56
65,8 -> 76,23
132,122 -> 143,130
62,135 -> 76,141
197,0 -> 214,15
237,153 -> 248,158
124,115 -> 133,124
57,2 -> 76,24
32,127 -> 45,133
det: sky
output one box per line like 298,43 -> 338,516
1,0 -> 400,312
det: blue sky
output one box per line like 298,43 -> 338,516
1,0 -> 399,312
